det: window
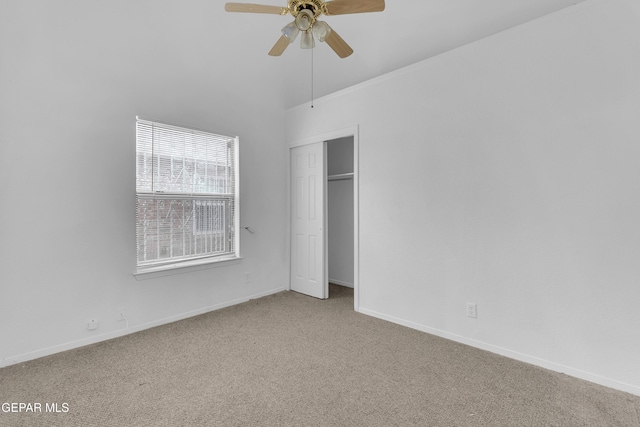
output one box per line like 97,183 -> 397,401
135,118 -> 239,272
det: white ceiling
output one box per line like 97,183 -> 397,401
218,0 -> 585,107
1,1 -> 588,115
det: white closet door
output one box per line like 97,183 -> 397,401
290,142 -> 327,299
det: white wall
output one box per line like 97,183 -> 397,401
286,0 -> 640,395
328,137 -> 354,287
0,1 -> 289,365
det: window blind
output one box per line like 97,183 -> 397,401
135,118 -> 239,269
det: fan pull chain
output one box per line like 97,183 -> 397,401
311,46 -> 314,108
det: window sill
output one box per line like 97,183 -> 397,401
134,255 -> 242,280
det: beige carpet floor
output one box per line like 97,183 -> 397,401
1,284 -> 639,426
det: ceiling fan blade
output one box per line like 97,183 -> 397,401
324,28 -> 353,58
324,0 -> 385,15
225,3 -> 289,14
268,35 -> 291,56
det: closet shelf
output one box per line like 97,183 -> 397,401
328,172 -> 354,181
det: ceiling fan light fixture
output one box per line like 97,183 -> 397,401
312,20 -> 331,42
295,9 -> 314,31
282,21 -> 300,42
300,30 -> 315,49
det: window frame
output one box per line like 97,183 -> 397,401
134,117 -> 240,276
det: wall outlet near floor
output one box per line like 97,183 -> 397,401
466,303 -> 478,318
117,307 -> 126,322
244,272 -> 251,283
87,319 -> 99,330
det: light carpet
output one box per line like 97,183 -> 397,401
1,285 -> 639,426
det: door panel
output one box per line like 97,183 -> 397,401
290,142 -> 327,299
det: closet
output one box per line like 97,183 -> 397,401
327,136 -> 354,289
290,133 -> 356,301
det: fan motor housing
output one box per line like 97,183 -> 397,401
288,0 -> 325,18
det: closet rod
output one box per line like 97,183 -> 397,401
328,172 -> 354,181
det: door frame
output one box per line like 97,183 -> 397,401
287,125 -> 360,311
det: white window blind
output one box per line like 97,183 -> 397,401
135,118 -> 239,270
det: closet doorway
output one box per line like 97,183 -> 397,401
289,128 -> 359,310
327,137 -> 354,291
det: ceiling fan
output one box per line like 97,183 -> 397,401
224,0 -> 385,58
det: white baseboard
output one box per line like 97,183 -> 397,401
358,306 -> 640,397
0,287 -> 285,369
329,279 -> 354,288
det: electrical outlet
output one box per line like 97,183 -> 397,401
466,303 -> 477,318
244,272 -> 251,283
117,307 -> 126,322
87,319 -> 99,330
